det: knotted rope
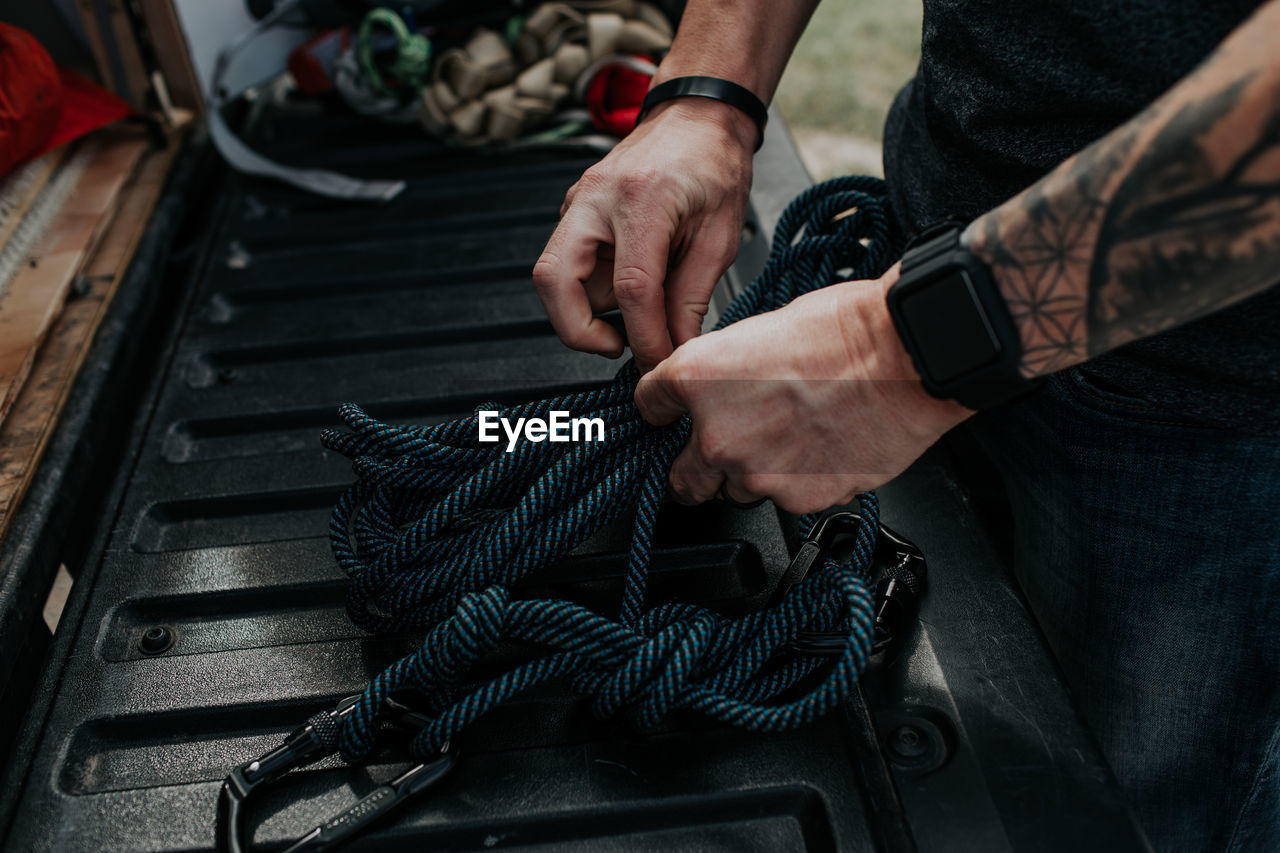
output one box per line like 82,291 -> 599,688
321,175 -> 897,761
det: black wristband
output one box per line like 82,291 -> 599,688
636,76 -> 768,151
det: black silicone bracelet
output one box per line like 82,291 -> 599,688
636,76 -> 769,151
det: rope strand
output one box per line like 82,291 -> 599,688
321,176 -> 897,759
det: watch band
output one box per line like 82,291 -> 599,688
888,224 -> 1043,410
636,76 -> 768,151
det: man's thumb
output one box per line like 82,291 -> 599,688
634,364 -> 688,426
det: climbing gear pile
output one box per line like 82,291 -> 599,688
418,0 -> 672,145
356,8 -> 433,98
325,7 -> 434,123
218,177 -> 922,848
208,1 -> 673,198
208,0 -> 407,201
582,54 -> 657,136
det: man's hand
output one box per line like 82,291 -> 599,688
533,99 -> 755,371
634,266 -> 974,513
531,0 -> 823,370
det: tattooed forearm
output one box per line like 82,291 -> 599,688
961,0 -> 1280,378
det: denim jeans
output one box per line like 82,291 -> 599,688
967,367 -> 1280,851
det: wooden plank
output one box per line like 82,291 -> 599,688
137,0 -> 204,111
0,150 -> 69,253
0,134 -> 185,543
106,0 -> 156,110
75,0 -> 120,97
74,0 -> 153,110
0,130 -> 149,431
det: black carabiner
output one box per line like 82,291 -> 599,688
773,512 -> 928,657
217,695 -> 455,853
769,511 -> 872,607
867,524 -> 928,654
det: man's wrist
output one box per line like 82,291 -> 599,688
638,77 -> 768,151
889,225 -> 1044,409
650,42 -> 773,102
635,97 -> 759,155
875,276 -> 975,417
833,276 -> 975,432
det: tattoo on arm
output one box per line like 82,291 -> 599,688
962,2 -> 1280,377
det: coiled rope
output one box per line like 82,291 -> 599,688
320,175 -> 898,761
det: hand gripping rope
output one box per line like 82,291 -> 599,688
217,176 -> 928,852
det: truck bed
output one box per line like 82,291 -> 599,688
0,97 -> 1144,851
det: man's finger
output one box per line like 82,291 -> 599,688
533,207 -> 625,356
664,225 -> 737,346
584,247 -> 617,313
560,181 -> 579,218
611,213 -> 674,370
634,364 -> 687,426
667,445 -> 722,506
719,477 -> 765,507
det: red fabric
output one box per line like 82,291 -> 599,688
0,23 -> 62,176
288,28 -> 350,95
585,59 -> 653,137
0,23 -> 134,178
40,68 -> 134,155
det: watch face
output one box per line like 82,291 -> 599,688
899,270 -> 1002,383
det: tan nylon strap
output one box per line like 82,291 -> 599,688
419,1 -> 671,145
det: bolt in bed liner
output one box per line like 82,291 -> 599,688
0,97 -> 1146,850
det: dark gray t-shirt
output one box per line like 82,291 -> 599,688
883,0 -> 1278,432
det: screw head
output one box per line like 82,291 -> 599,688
139,625 -> 175,655
889,725 -> 928,759
879,707 -> 952,774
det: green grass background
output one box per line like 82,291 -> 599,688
773,0 -> 923,177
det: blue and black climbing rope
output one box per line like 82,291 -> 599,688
320,175 -> 899,762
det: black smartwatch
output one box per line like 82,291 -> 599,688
886,223 -> 1042,410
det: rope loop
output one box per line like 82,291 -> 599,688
324,177 -> 898,761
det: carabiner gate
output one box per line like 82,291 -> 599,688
773,511 -> 928,658
217,695 -> 455,853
